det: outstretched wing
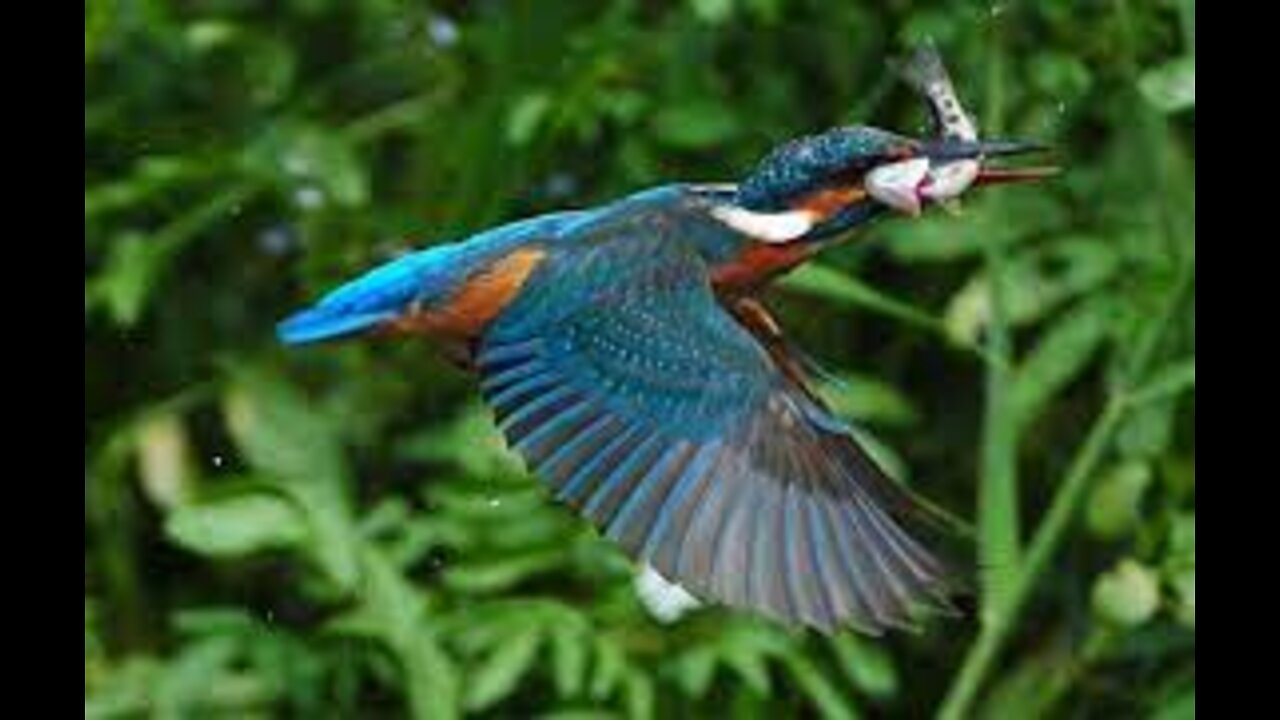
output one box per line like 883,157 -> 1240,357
477,203 -> 954,632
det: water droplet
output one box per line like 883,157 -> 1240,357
1056,101 -> 1068,115
427,15 -> 460,48
989,2 -> 1007,17
212,454 -> 225,468
487,497 -> 502,508
293,186 -> 325,210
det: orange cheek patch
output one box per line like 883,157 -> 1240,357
386,247 -> 546,338
796,185 -> 867,222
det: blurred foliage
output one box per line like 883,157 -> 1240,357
86,0 -> 1194,717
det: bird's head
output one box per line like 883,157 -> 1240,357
710,125 -> 1055,242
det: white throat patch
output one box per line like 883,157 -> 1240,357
709,205 -> 815,243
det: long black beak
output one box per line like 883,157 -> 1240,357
922,137 -> 1049,161
921,137 -> 1060,186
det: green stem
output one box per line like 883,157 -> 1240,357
343,93 -> 442,145
938,263 -> 1190,718
938,399 -> 1126,720
977,30 -> 1020,608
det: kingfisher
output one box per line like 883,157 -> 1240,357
278,49 -> 1055,633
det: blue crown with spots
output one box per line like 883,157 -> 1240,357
735,126 -> 911,211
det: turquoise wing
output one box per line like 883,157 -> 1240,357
478,206 -> 953,633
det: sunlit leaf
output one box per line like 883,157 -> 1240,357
93,232 -> 171,326
165,492 -> 307,557
823,373 -> 920,428
465,626 -> 543,711
623,671 -> 655,720
550,623 -> 589,698
444,548 -> 566,593
780,651 -> 860,720
507,93 -> 552,146
1139,57 -> 1195,113
830,634 -> 898,700
1091,560 -> 1160,628
690,0 -> 735,25
135,411 -> 197,510
222,368 -> 360,588
590,637 -> 626,700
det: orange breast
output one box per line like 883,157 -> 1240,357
386,247 -> 546,338
710,242 -> 813,290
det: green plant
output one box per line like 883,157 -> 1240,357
86,1 -> 1193,716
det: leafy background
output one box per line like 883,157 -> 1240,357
85,0 -> 1194,717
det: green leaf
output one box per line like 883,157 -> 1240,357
651,101 -> 740,150
1091,560 -> 1160,628
721,642 -> 771,696
165,492 -> 307,557
443,547 -> 565,593
830,634 -> 898,700
1166,513 -> 1196,562
1016,296 -> 1109,415
93,232 -> 172,326
717,623 -> 788,696
222,368 -> 359,588
465,626 -> 543,711
153,637 -> 246,716
781,264 -> 944,334
947,240 -> 1120,344
135,411 -> 197,510
354,548 -> 459,720
975,645 -> 1070,720
550,623 -> 588,698
1139,56 -> 1195,113
822,374 -> 919,428
590,637 -> 626,700
848,427 -> 909,485
1152,688 -> 1196,720
185,20 -> 237,51
1169,567 -> 1195,628
1116,399 -> 1176,460
507,93 -> 552,146
1085,461 -> 1152,539
673,647 -> 717,697
623,671 -> 655,720
399,405 -> 523,478
222,369 -> 344,491
1126,358 -> 1195,406
690,0 -> 735,25
780,652 -> 860,720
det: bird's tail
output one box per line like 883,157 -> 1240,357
276,249 -> 450,345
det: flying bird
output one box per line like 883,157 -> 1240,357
278,49 -> 1055,633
